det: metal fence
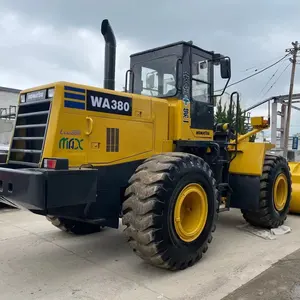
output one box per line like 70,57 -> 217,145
0,105 -> 16,120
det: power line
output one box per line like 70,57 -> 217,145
215,53 -> 291,92
242,54 -> 287,73
262,62 -> 291,97
227,54 -> 290,88
258,64 -> 282,96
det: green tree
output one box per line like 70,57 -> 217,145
214,98 -> 256,142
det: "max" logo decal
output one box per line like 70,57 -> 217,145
59,137 -> 83,150
87,90 -> 132,116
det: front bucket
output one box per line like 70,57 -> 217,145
289,162 -> 300,213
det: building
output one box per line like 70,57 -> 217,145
0,86 -> 20,114
260,136 -> 300,161
0,86 -> 21,149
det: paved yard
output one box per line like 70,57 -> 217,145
223,248 -> 300,300
1,207 -> 300,300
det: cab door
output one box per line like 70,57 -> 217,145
190,52 -> 214,131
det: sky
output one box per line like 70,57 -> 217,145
1,0 -> 300,135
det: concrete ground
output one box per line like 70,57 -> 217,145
1,208 -> 300,300
223,248 -> 300,300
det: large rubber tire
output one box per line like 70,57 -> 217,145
122,152 -> 218,271
46,216 -> 102,235
242,154 -> 292,228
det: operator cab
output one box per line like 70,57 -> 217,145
126,41 -> 231,130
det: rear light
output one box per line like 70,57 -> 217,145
43,158 -> 69,170
47,88 -> 55,98
44,159 -> 57,169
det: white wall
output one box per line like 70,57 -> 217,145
0,89 -> 19,109
0,119 -> 14,146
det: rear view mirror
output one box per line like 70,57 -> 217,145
146,73 -> 155,89
220,57 -> 231,79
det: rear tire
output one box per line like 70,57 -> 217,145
122,152 -> 218,270
242,154 -> 292,228
46,216 -> 102,235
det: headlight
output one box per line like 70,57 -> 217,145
47,88 -> 55,98
20,94 -> 26,103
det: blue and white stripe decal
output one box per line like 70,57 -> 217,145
64,100 -> 85,109
64,86 -> 86,110
64,86 -> 85,93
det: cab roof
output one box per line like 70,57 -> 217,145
130,41 -> 214,58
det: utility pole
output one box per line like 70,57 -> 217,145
283,41 -> 300,159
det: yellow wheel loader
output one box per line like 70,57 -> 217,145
289,162 -> 300,213
0,19 -> 292,270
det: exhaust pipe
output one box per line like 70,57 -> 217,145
101,19 -> 116,90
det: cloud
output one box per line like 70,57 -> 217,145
1,0 -> 300,135
0,11 -> 141,90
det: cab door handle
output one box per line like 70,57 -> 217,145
85,117 -> 93,136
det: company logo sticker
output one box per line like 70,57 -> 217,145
27,89 -> 46,102
196,130 -> 211,137
183,96 -> 190,107
59,137 -> 83,150
59,129 -> 81,136
183,96 -> 190,123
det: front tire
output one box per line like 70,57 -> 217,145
46,216 -> 102,235
242,154 -> 292,228
122,153 -> 218,271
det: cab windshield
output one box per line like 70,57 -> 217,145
131,55 -> 178,98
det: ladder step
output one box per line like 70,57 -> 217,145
8,160 -> 39,167
10,149 -> 41,154
18,111 -> 49,118
218,183 -> 229,187
15,124 -> 46,129
13,137 -> 44,141
19,99 -> 51,106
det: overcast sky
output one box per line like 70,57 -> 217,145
1,0 -> 300,135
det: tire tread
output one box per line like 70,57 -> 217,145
122,152 -> 218,270
242,154 -> 292,228
46,216 -> 101,235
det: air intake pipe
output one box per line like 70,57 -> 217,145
101,19 -> 116,90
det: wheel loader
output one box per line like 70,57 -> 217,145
0,19 -> 293,270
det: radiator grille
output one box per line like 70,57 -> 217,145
106,128 -> 119,152
8,98 -> 52,167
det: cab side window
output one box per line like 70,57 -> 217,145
191,54 -> 211,103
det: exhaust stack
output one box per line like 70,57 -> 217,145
101,19 -> 116,90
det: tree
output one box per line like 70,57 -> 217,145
214,98 -> 256,142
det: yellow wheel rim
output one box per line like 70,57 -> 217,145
174,183 -> 208,243
273,173 -> 288,211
